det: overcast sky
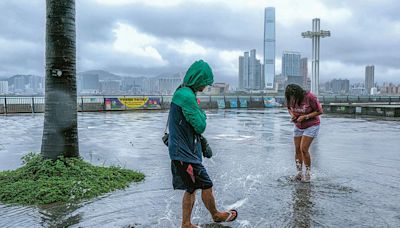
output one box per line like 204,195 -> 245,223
0,0 -> 399,85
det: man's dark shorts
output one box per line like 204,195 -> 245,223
171,160 -> 213,194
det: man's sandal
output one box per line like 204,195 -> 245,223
216,209 -> 238,223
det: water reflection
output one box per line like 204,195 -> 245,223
39,202 -> 82,227
291,184 -> 313,228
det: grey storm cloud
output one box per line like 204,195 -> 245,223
115,3 -> 262,49
0,0 -> 399,85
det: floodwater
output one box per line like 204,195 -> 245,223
0,109 -> 399,227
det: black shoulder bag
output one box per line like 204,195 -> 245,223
199,135 -> 213,158
162,115 -> 169,146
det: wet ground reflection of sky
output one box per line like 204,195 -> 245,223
0,109 -> 399,227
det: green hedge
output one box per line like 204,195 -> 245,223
0,153 -> 145,205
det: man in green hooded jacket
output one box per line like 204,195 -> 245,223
168,60 -> 238,227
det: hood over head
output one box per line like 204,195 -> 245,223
183,60 -> 214,91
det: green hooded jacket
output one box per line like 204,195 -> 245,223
171,60 -> 214,134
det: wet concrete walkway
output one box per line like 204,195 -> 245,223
0,109 -> 399,227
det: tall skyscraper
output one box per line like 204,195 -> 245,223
238,49 -> 263,90
243,51 -> 249,89
300,58 -> 308,88
249,49 -> 262,89
264,7 -> 275,89
238,56 -> 244,89
282,51 -> 301,77
365,65 -> 374,95
260,63 -> 265,89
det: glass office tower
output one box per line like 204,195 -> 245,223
264,7 -> 275,89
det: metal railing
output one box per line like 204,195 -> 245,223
319,95 -> 400,104
0,95 -> 399,114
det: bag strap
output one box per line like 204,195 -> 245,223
164,113 -> 169,134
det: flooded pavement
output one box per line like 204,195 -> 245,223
0,109 -> 399,227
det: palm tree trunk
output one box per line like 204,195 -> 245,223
41,0 -> 79,159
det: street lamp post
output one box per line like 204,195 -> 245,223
302,18 -> 330,96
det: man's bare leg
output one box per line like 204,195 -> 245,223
182,191 -> 197,228
201,188 -> 237,222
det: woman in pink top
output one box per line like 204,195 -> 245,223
285,84 -> 323,182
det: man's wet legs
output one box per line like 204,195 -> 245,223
201,187 -> 237,222
182,191 -> 196,228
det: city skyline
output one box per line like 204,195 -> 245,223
1,69 -> 400,95
1,0 -> 400,86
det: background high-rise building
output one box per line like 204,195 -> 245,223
282,51 -> 303,87
300,58 -> 308,88
260,63 -> 265,89
238,49 -> 263,90
203,83 -> 230,95
82,74 -> 100,91
274,73 -> 286,92
264,7 -> 275,89
249,49 -> 263,89
238,56 -> 244,89
365,65 -> 374,95
14,76 -> 25,92
325,79 -> 350,95
122,76 -> 146,94
0,81 -> 9,94
100,80 -> 121,94
350,83 -> 366,95
156,73 -> 183,95
282,51 -> 301,77
243,51 -> 249,89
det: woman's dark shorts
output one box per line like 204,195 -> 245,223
171,160 -> 213,194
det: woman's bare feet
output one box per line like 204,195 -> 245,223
292,171 -> 303,181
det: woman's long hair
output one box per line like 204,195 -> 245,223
285,84 -> 306,107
